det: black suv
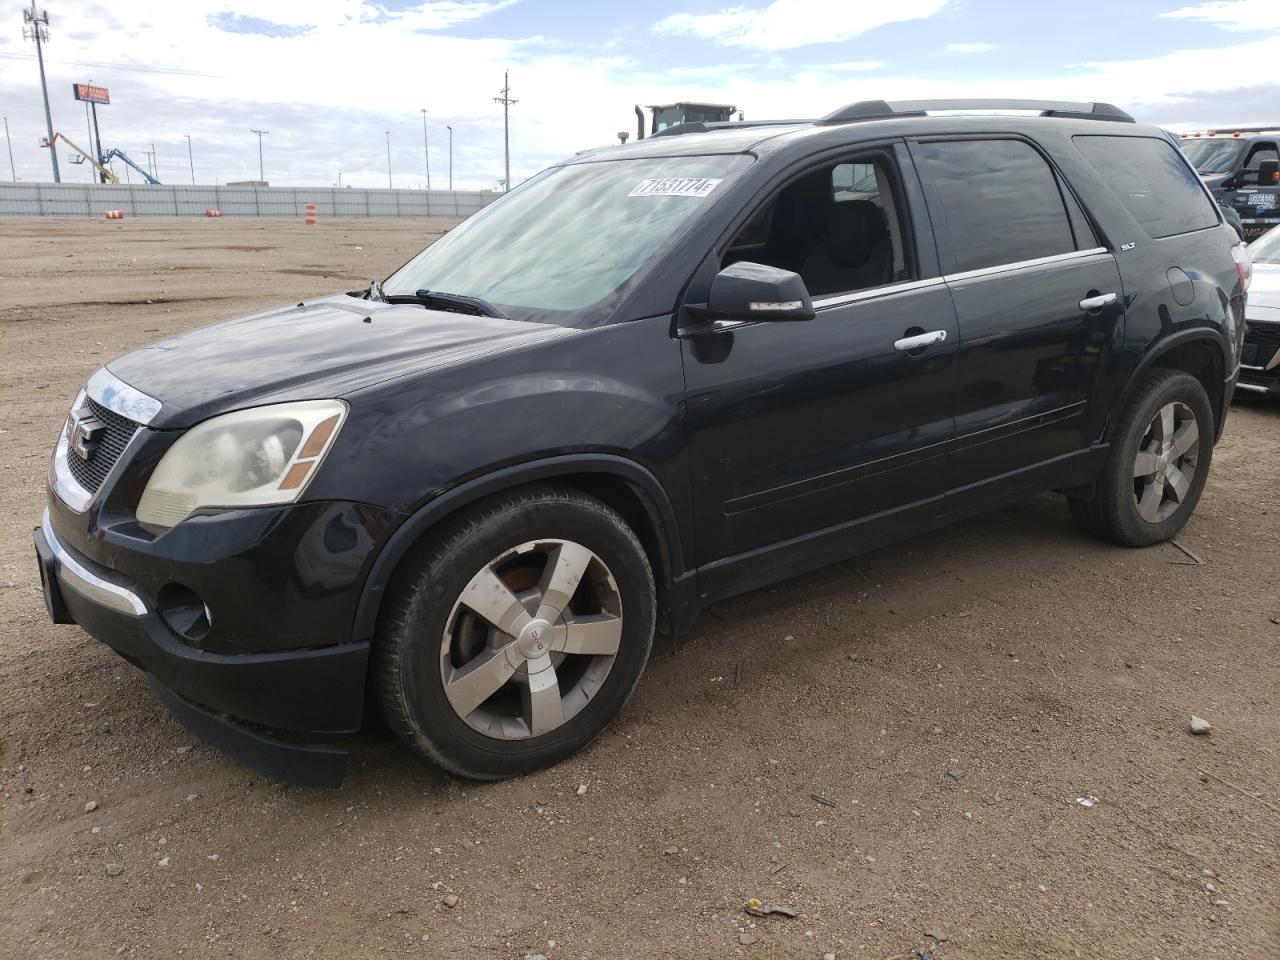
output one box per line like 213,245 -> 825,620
34,99 -> 1249,786
1180,128 -> 1280,240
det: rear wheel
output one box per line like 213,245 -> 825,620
374,485 -> 655,779
1069,369 -> 1213,546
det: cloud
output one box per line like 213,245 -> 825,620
207,13 -> 315,38
1160,0 -> 1280,31
829,60 -> 886,71
653,0 -> 949,51
945,41 -> 996,53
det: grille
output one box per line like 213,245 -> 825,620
65,397 -> 140,494
1243,324 -> 1280,369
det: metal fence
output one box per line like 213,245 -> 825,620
0,182 -> 500,218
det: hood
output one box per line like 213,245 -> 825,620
1249,262 -> 1280,310
106,295 -> 575,428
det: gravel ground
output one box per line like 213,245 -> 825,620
1,217 -> 1277,960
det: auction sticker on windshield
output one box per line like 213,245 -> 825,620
628,177 -> 722,199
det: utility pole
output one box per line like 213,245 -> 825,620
3,117 -> 16,181
250,128 -> 268,183
23,2 -> 59,182
385,130 -> 392,189
185,134 -> 194,184
420,108 -> 431,192
493,70 -> 517,193
447,125 -> 453,191
150,141 -> 157,180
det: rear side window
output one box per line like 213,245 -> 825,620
914,139 -> 1078,273
1074,135 -> 1219,239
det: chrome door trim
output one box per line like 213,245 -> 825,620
943,247 -> 1109,284
812,276 -> 945,310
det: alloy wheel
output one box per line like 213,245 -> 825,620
1132,401 -> 1200,523
439,539 -> 623,739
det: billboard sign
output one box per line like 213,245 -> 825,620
73,83 -> 110,105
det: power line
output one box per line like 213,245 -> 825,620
0,51 -> 223,78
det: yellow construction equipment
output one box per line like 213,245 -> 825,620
40,132 -> 119,184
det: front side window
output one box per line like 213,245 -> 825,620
1074,135 -> 1220,240
721,155 -> 912,298
383,154 -> 752,325
914,139 -> 1078,273
1244,143 -> 1279,171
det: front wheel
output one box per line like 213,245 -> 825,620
374,485 -> 655,779
1069,369 -> 1214,546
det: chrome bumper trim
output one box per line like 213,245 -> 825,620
41,508 -> 147,617
1235,381 -> 1270,394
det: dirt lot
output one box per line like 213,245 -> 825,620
1,217 -> 1277,959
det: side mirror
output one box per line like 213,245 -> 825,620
1253,158 -> 1280,185
690,261 -> 815,324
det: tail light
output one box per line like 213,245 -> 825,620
1231,243 -> 1251,293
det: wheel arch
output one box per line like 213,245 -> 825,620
352,455 -> 695,650
1108,329 -> 1230,443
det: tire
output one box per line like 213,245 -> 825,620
1069,369 -> 1214,547
373,484 -> 655,779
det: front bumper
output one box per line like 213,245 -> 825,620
1236,321 -> 1280,398
34,507 -> 379,787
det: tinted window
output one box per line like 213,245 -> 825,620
915,139 -> 1077,273
1074,135 -> 1220,239
1244,143 -> 1278,170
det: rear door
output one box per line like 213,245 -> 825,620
910,136 -> 1125,494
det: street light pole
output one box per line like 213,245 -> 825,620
385,130 -> 392,189
23,2 -> 59,182
250,129 -> 268,183
420,108 -> 431,192
447,125 -> 453,191
2,117 -> 15,181
185,134 -> 194,184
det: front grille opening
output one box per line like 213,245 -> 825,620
66,398 -> 139,494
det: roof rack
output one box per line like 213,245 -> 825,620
817,99 -> 1135,125
648,119 -> 812,139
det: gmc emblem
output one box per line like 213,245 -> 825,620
69,414 -> 106,461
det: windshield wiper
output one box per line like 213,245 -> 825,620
384,288 -> 508,320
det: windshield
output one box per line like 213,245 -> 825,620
383,154 -> 752,325
1249,224 -> 1280,264
1180,139 -> 1246,175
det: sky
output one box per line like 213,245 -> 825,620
0,0 -> 1277,190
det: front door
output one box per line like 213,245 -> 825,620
681,148 -> 958,596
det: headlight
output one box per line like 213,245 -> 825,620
136,400 -> 348,528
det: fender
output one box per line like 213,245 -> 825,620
1105,326 -> 1233,443
350,453 -> 695,647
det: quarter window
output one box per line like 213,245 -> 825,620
1073,135 -> 1220,239
914,139 -> 1078,273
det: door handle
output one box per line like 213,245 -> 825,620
1079,292 -> 1118,312
894,329 -> 948,352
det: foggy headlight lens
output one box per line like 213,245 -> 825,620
136,400 -> 347,528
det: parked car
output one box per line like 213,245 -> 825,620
1179,129 -> 1280,240
1238,224 -> 1280,396
35,99 -> 1248,786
